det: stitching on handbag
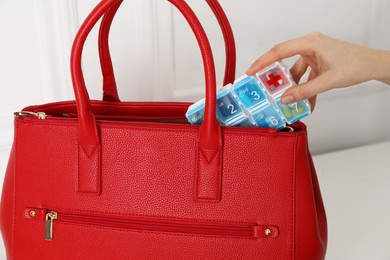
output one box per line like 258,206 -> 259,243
21,121 -> 304,142
11,121 -> 20,259
20,120 -> 305,139
100,6 -> 113,98
291,135 -> 298,260
77,144 -> 101,196
194,149 -> 222,203
194,125 -> 223,203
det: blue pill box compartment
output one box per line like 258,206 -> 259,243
232,76 -> 267,111
185,61 -> 312,129
185,99 -> 205,125
216,89 -> 246,124
251,103 -> 286,130
275,97 -> 311,124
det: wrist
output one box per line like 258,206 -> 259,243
375,50 -> 390,85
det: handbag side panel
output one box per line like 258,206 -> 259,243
295,132 -> 328,260
0,141 -> 16,259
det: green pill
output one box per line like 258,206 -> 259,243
283,107 -> 292,118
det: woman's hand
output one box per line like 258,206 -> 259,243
246,32 -> 390,110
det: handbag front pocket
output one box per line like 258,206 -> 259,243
24,208 -> 279,241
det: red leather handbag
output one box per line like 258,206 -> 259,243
0,0 -> 327,259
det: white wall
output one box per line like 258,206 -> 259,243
0,0 -> 390,259
174,0 -> 390,154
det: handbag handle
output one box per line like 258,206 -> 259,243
98,0 -> 236,101
71,0 -> 223,202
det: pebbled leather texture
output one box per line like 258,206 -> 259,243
1,112 -> 327,259
0,0 -> 327,259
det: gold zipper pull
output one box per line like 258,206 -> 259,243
45,211 -> 58,240
14,111 -> 47,119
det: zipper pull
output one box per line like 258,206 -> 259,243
14,111 -> 47,119
45,211 -> 58,240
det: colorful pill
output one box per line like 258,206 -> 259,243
283,107 -> 292,119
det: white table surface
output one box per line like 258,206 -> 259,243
313,141 -> 390,260
1,141 -> 389,259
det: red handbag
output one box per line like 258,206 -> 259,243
0,0 -> 327,259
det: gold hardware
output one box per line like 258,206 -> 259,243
14,111 -> 47,119
36,112 -> 47,119
264,229 -> 271,236
29,210 -> 36,218
45,211 -> 58,240
281,126 -> 294,132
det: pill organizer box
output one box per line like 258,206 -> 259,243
186,61 -> 311,130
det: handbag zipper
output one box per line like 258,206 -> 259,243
45,211 -> 58,240
25,208 -> 278,240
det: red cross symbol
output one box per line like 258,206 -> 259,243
266,73 -> 283,87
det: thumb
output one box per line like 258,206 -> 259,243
281,72 -> 333,104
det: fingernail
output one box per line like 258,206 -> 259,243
281,95 -> 294,104
246,62 -> 257,75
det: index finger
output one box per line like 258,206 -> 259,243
246,35 -> 315,75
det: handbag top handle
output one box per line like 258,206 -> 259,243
71,0 -> 223,202
98,0 -> 236,102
